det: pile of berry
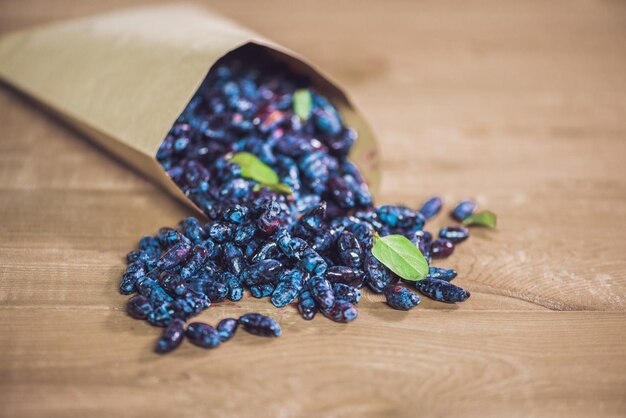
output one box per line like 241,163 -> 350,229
120,59 -> 475,354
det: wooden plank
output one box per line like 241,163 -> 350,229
0,0 -> 625,416
0,310 -> 624,418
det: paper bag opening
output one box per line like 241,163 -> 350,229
0,5 -> 380,215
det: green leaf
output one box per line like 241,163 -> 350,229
266,183 -> 293,194
253,182 -> 293,194
293,89 -> 313,121
371,234 -> 429,282
462,210 -> 497,228
230,152 -> 279,185
230,152 -> 292,195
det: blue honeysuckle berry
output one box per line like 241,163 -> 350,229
216,318 -> 238,342
439,226 -> 470,243
418,196 -> 443,220
271,269 -> 306,308
186,322 -> 221,349
426,266 -> 457,282
332,283 -> 361,304
325,266 -> 365,288
297,289 -> 318,320
451,200 -> 477,222
238,313 -> 281,337
415,278 -> 470,303
155,319 -> 186,354
308,275 -> 335,310
321,299 -> 358,323
384,285 -> 420,311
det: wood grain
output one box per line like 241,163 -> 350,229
1,0 -> 625,417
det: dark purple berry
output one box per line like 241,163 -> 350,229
203,279 -> 229,302
430,239 -> 455,259
186,322 -> 221,348
222,242 -> 246,275
337,231 -> 363,269
156,242 -> 192,271
321,299 -> 358,323
222,205 -> 248,224
364,254 -> 398,293
325,266 -> 365,287
180,244 -> 209,279
126,295 -> 152,319
177,217 -> 207,244
159,272 -> 188,297
238,313 -> 281,337
233,222 -> 257,245
216,318 -> 238,342
155,318 -> 185,354
241,259 -> 284,286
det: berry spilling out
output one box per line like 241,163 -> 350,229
121,58 -> 484,353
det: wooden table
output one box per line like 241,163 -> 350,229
1,1 -> 625,417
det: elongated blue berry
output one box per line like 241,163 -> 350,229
126,295 -> 152,319
241,259 -> 284,286
332,283 -> 361,304
308,275 -> 335,310
250,283 -> 275,298
119,261 -> 147,294
451,200 -> 476,222
156,242 -> 192,271
322,299 -> 358,323
297,290 -> 318,320
337,231 -> 363,269
384,285 -> 420,310
155,319 -> 185,354
216,318 -> 238,342
325,266 -> 364,287
375,205 -> 418,229
177,217 -> 207,244
239,313 -> 281,337
415,278 -> 470,303
222,242 -> 245,275
180,244 -> 209,279
186,322 -> 221,348
439,226 -> 469,243
299,248 -> 328,276
364,254 -> 398,293
426,266 -> 457,281
418,196 -> 443,220
271,269 -> 306,307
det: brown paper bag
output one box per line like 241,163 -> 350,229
0,4 -> 380,212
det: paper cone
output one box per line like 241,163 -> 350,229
0,4 -> 380,212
